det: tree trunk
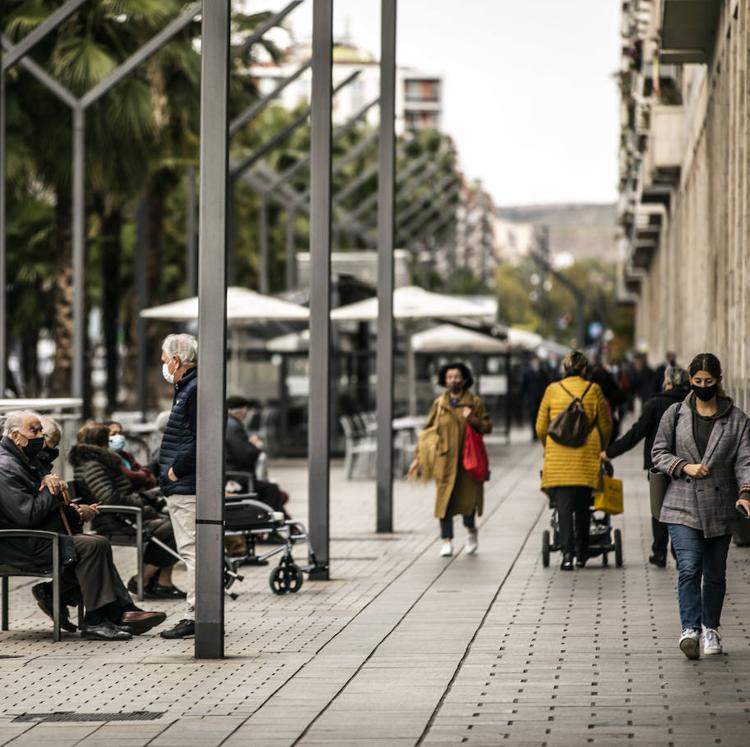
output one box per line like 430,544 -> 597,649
48,191 -> 74,397
100,203 -> 123,412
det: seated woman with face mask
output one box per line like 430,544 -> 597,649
105,421 -> 158,492
70,423 -> 184,600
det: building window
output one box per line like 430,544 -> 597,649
404,79 -> 440,103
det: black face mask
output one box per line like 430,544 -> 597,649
692,384 -> 718,402
449,382 -> 463,395
23,436 -> 46,460
38,445 -> 60,465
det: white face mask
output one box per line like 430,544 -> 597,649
162,361 -> 175,384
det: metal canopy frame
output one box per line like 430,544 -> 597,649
0,0 -> 90,396
2,0 -> 302,401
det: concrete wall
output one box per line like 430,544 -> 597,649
634,0 -> 750,408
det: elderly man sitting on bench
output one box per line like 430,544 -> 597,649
0,411 -> 166,640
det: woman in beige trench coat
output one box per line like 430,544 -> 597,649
410,362 -> 493,557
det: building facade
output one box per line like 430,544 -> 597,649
249,43 -> 443,134
619,0 -> 750,406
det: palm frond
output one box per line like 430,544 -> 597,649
52,36 -> 117,93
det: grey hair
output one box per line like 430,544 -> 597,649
664,366 -> 689,389
40,415 -> 62,439
2,410 -> 42,438
161,333 -> 198,363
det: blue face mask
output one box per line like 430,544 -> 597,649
109,434 -> 126,452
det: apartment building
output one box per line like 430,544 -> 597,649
248,42 -> 443,133
618,0 -> 750,406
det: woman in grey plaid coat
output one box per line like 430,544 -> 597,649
652,353 -> 750,660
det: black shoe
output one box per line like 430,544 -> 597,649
32,583 -> 77,633
81,619 -> 132,641
575,555 -> 587,568
120,610 -> 167,635
649,553 -> 667,568
560,554 -> 574,571
146,584 -> 187,600
160,618 -> 195,639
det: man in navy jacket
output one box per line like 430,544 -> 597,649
158,334 -> 199,639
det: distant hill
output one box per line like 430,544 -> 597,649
496,203 -> 618,262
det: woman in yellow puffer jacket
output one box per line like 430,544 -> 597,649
536,350 -> 612,570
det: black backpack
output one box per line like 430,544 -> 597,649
547,381 -> 594,448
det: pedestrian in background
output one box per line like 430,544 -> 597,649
409,362 -> 492,558
521,356 -> 549,442
601,366 -> 690,567
653,351 -> 678,396
536,350 -> 612,570
652,353 -> 750,659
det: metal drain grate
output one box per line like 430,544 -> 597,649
14,711 -> 164,723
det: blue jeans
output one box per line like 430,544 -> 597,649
667,524 -> 731,630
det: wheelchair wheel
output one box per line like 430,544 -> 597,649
269,563 -> 304,595
542,530 -> 550,567
614,529 -> 623,567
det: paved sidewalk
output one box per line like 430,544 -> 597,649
1,434 -> 750,746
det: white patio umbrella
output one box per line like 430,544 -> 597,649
140,286 -> 310,323
330,285 -> 496,322
140,287 -> 309,390
331,286 -> 495,414
411,324 -> 508,354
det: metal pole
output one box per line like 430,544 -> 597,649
259,195 -> 269,294
307,0 -> 333,580
72,106 -> 85,400
195,0 -> 229,660
135,198 -> 147,419
376,0 -> 396,533
186,165 -> 198,296
0,72 -> 6,396
285,205 -> 295,290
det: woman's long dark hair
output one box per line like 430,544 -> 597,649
437,362 -> 474,390
688,353 -> 726,397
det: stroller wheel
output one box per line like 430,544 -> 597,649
269,563 -> 304,595
602,553 -> 609,567
542,530 -> 550,568
614,529 -> 623,567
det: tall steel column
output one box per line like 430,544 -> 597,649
307,0 -> 333,580
376,0 -> 397,533
135,198 -> 148,418
186,165 -> 198,296
72,106 -> 85,400
258,196 -> 269,294
285,205 -> 296,290
195,0 -> 230,659
0,71 -> 6,396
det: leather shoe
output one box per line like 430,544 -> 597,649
560,554 -> 574,571
120,610 -> 167,635
32,583 -> 77,633
147,584 -> 187,600
81,619 -> 132,641
160,618 -> 195,639
649,553 -> 667,568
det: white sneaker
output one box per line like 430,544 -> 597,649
465,530 -> 478,555
679,628 -> 700,660
702,626 -> 722,656
439,541 -> 453,557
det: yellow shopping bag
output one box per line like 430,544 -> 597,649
593,474 -> 624,515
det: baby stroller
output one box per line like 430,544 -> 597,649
541,463 -> 623,568
224,473 -> 315,595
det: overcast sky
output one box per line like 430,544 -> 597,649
249,0 -> 621,207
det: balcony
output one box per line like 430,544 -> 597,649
660,0 -> 722,64
629,204 -> 666,270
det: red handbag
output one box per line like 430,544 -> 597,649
463,423 -> 489,482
